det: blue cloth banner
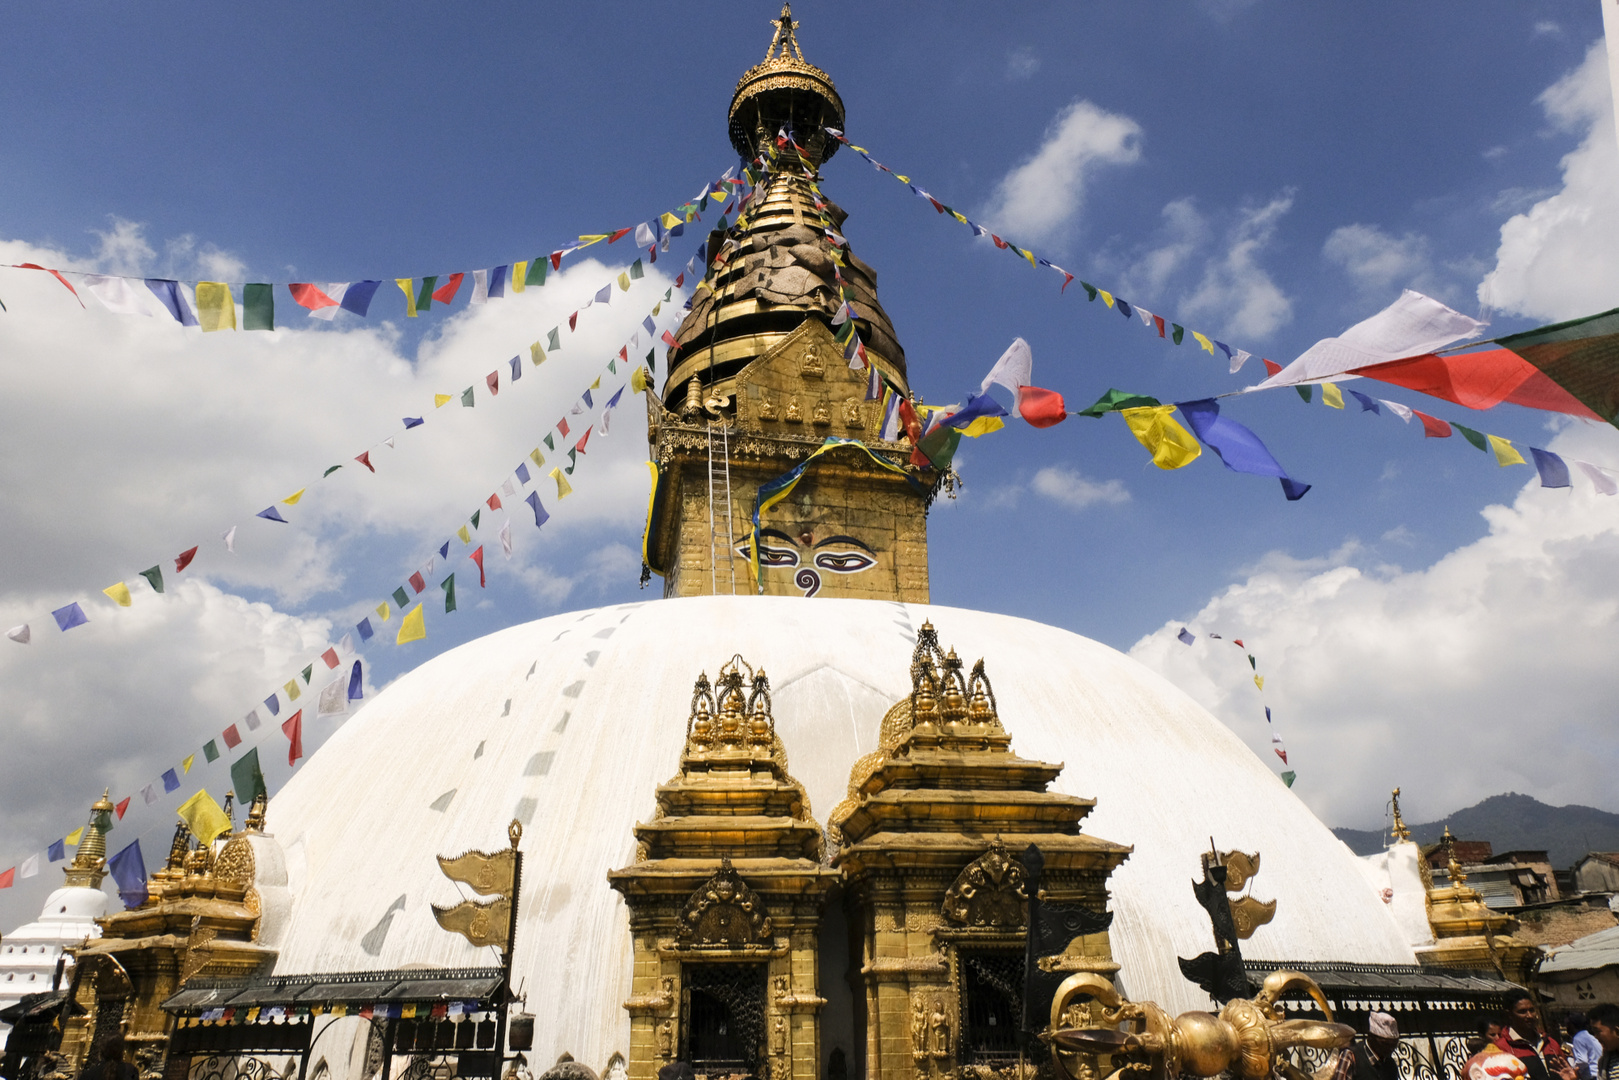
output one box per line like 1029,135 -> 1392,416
263,694 -> 280,717
1176,398 -> 1311,501
144,279 -> 199,326
606,386 -> 624,408
348,659 -> 364,700
48,839 -> 65,862
582,389 -> 593,409
403,416 -> 424,429
108,840 -> 148,908
509,356 -> 521,381
1531,447 -> 1571,489
593,284 -> 611,304
161,769 -> 179,793
489,265 -> 507,299
642,315 -> 656,336
1348,390 -> 1382,414
1177,627 -> 1195,645
939,392 -> 1008,432
51,603 -> 89,632
257,506 -> 288,523
525,491 -> 549,528
356,617 -> 374,641
438,541 -> 450,559
1117,298 -> 1133,319
515,463 -> 530,484
341,280 -> 382,316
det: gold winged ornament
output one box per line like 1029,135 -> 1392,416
1048,971 -> 1353,1080
431,820 -> 522,950
432,895 -> 512,949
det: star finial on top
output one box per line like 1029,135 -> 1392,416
765,3 -> 804,62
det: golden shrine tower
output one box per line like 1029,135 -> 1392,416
643,4 -> 935,603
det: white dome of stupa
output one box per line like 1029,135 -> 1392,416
265,595 -> 1415,1069
0,885 -> 109,1048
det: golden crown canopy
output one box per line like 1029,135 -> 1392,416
729,3 -> 844,165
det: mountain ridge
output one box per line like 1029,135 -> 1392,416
1333,793 -> 1619,869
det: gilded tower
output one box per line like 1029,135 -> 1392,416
643,5 -> 935,603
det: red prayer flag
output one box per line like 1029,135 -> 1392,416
175,546 -> 199,573
355,451 -> 374,473
1348,348 -> 1601,420
898,398 -> 922,444
575,427 -> 592,454
991,235 -> 1008,250
568,312 -> 578,331
1274,748 -> 1288,764
1233,640 -> 1244,648
17,263 -> 83,306
432,273 -> 465,304
927,197 -> 946,214
618,346 -> 628,361
486,371 -> 499,396
608,227 -> 633,243
1017,386 -> 1068,428
321,647 -> 339,669
550,252 -> 563,271
1152,315 -> 1167,338
661,331 -> 678,347
675,273 -> 684,287
409,572 -> 426,593
470,546 -> 486,587
1262,359 -> 1283,377
289,283 -> 339,311
557,418 -> 570,438
1061,272 -> 1075,293
1414,410 -> 1452,438
282,710 -> 303,765
486,493 -> 501,511
222,724 -> 242,749
115,796 -> 131,819
0,867 -> 13,889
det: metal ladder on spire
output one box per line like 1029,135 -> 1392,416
706,422 -> 738,595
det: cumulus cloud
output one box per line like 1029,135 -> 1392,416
1323,224 -> 1434,298
1479,41 -> 1619,321
1031,464 -> 1130,509
980,100 -> 1142,248
1124,198 -> 1209,297
1129,419 -> 1619,829
1179,193 -> 1295,339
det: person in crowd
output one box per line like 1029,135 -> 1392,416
1330,1011 -> 1402,1080
1585,1004 -> 1619,1080
1494,989 -> 1577,1080
1567,1013 -> 1602,1080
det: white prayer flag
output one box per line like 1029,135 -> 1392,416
318,677 -> 347,717
222,525 -> 237,553
499,520 -> 513,559
339,633 -> 354,655
419,557 -> 435,577
1578,461 -> 1618,495
634,222 -> 656,247
244,709 -> 261,731
83,275 -> 154,316
7,624 -> 29,644
470,270 -> 490,305
307,283 -> 350,321
501,479 -> 517,498
979,337 -> 1033,418
1256,290 -> 1483,390
1231,349 -> 1252,374
142,784 -> 158,805
19,854 -> 40,878
1136,306 -> 1155,329
384,437 -> 395,449
1380,400 -> 1414,423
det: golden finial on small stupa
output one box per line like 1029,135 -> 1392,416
1442,825 -> 1467,886
245,790 -> 268,833
765,3 -> 804,62
63,790 -> 114,888
1390,787 -> 1411,843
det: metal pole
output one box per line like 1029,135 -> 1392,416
494,846 -> 522,1079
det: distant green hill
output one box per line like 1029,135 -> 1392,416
1333,793 -> 1619,869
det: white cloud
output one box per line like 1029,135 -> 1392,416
1323,223 -> 1434,297
1532,20 -> 1562,37
1005,47 -> 1040,81
1479,41 -> 1619,322
980,100 -> 1142,248
92,218 -> 156,277
1129,419 -> 1619,829
1124,198 -> 1209,297
1179,193 -> 1295,339
1030,464 -> 1130,509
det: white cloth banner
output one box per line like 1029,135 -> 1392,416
83,275 -> 154,316
308,283 -> 350,321
470,270 -> 490,304
19,854 -> 40,879
1380,400 -> 1414,423
7,624 -> 29,644
499,519 -> 513,558
1255,290 -> 1484,390
1578,461 -> 1618,495
318,677 -> 347,717
979,337 -> 1033,417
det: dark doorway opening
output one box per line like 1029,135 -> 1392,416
681,963 -> 767,1075
959,950 -> 1024,1067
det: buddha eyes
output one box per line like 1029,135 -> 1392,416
814,551 -> 875,574
737,542 -> 799,567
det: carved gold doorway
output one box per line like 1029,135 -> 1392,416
680,963 -> 767,1075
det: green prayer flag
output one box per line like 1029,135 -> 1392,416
416,275 -> 438,312
544,433 -> 555,450
1453,424 -> 1489,451
1171,324 -> 1185,345
1080,282 -> 1097,302
716,215 -> 729,232
547,328 -> 561,351
526,259 -> 546,286
1079,389 -> 1162,419
646,349 -> 656,366
139,566 -> 164,594
916,426 -> 963,471
663,288 -> 672,302
1280,770 -> 1296,788
392,586 -> 409,609
203,740 -> 220,763
471,509 -> 480,529
698,195 -> 709,212
629,259 -> 644,280
1296,385 -> 1313,404
323,464 -> 342,477
301,664 -> 313,684
442,574 -> 456,613
461,386 -> 475,407
608,359 -> 617,374
242,283 -> 274,331
1497,306 -> 1619,427
230,748 -> 266,806
565,447 -> 579,475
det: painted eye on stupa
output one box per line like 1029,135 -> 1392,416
813,550 -> 875,574
736,541 -> 799,567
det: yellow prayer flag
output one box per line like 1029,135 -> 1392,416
457,525 -> 471,544
529,447 -> 545,467
661,212 -> 681,229
1192,331 -> 1216,354
1487,434 -> 1526,467
651,302 -> 661,316
950,210 -> 969,225
375,601 -> 390,622
590,375 -> 602,390
512,261 -> 527,293
177,789 -> 232,844
332,1005 -> 348,1018
617,272 -> 631,291
530,342 -> 546,366
895,174 -> 910,183
66,827 -> 84,847
577,234 -> 609,247
401,1005 -> 417,1019
182,754 -> 195,775
103,582 -> 133,607
1321,382 -> 1345,409
283,488 -> 306,505
396,604 -> 426,645
284,680 -> 300,701
246,1007 -> 261,1023
1254,675 -> 1265,691
552,467 -> 573,499
396,278 -> 418,318
434,393 -> 453,408
195,282 -> 236,332
631,368 -> 650,393
1020,248 -> 1038,268
1098,289 -> 1115,309
1119,406 -> 1203,470
960,416 -> 1005,438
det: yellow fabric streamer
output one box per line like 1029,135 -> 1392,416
1119,406 -> 1203,470
1020,248 -> 1037,268
617,272 -> 631,291
895,174 -> 910,183
1097,289 -> 1115,308
950,210 -> 970,225
103,582 -> 132,607
960,416 -> 1005,438
283,680 -> 300,701
457,525 -> 471,544
178,789 -> 232,844
396,604 -> 426,644
182,754 -> 195,774
641,460 -> 662,577
1321,382 -> 1345,409
434,394 -> 453,408
651,302 -> 661,316
529,447 -> 545,468
195,282 -> 236,332
590,375 -> 602,390
552,467 -> 574,499
374,601 -> 390,622
577,234 -> 609,247
512,261 -> 527,292
1488,434 -> 1526,467
283,488 -> 306,505
396,278 -> 417,318
1254,675 -> 1265,690
530,342 -> 546,366
661,212 -> 681,229
631,367 -> 650,393
1192,331 -> 1216,354
66,827 -> 83,847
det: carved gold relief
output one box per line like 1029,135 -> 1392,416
941,839 -> 1028,928
812,398 -> 831,426
785,395 -> 803,423
801,340 -> 825,378
843,397 -> 864,429
758,393 -> 778,421
677,856 -> 773,947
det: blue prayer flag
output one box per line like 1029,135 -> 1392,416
257,506 -> 287,523
606,387 -> 624,409
348,659 -> 364,700
1177,627 -> 1195,645
108,840 -> 148,908
1348,390 -> 1382,414
403,416 -> 424,429
161,769 -> 179,793
489,265 -> 507,299
144,279 -> 199,326
594,284 -> 611,305
264,694 -> 280,717
509,355 -> 521,381
1117,298 -> 1133,319
515,463 -> 530,484
939,392 -> 1008,432
582,389 -> 593,409
1213,340 -> 1234,362
525,491 -> 549,528
1531,447 -> 1571,489
1265,706 -> 1272,722
51,603 -> 89,632
341,280 -> 382,316
1176,398 -> 1311,501
642,315 -> 656,336
48,839 -> 65,862
438,541 -> 450,559
356,617 -> 374,641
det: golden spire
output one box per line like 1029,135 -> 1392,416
62,790 -> 114,888
764,3 -> 804,62
245,790 -> 268,833
1390,787 -> 1411,843
1441,826 -> 1467,886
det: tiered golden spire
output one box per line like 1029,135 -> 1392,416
764,3 -> 804,63
62,790 -> 114,888
1390,787 -> 1411,843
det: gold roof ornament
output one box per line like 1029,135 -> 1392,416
1390,787 -> 1411,843
244,790 -> 268,833
1442,825 -> 1467,886
62,789 -> 114,888
728,3 -> 844,165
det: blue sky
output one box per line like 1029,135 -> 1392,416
2,2 -> 1617,927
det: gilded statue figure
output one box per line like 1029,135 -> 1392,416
758,393 -> 778,421
812,399 -> 832,426
842,397 -> 864,429
930,997 -> 951,1058
912,996 -> 928,1060
801,340 -> 825,377
785,396 -> 803,423
771,1015 -> 787,1055
657,1019 -> 673,1060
